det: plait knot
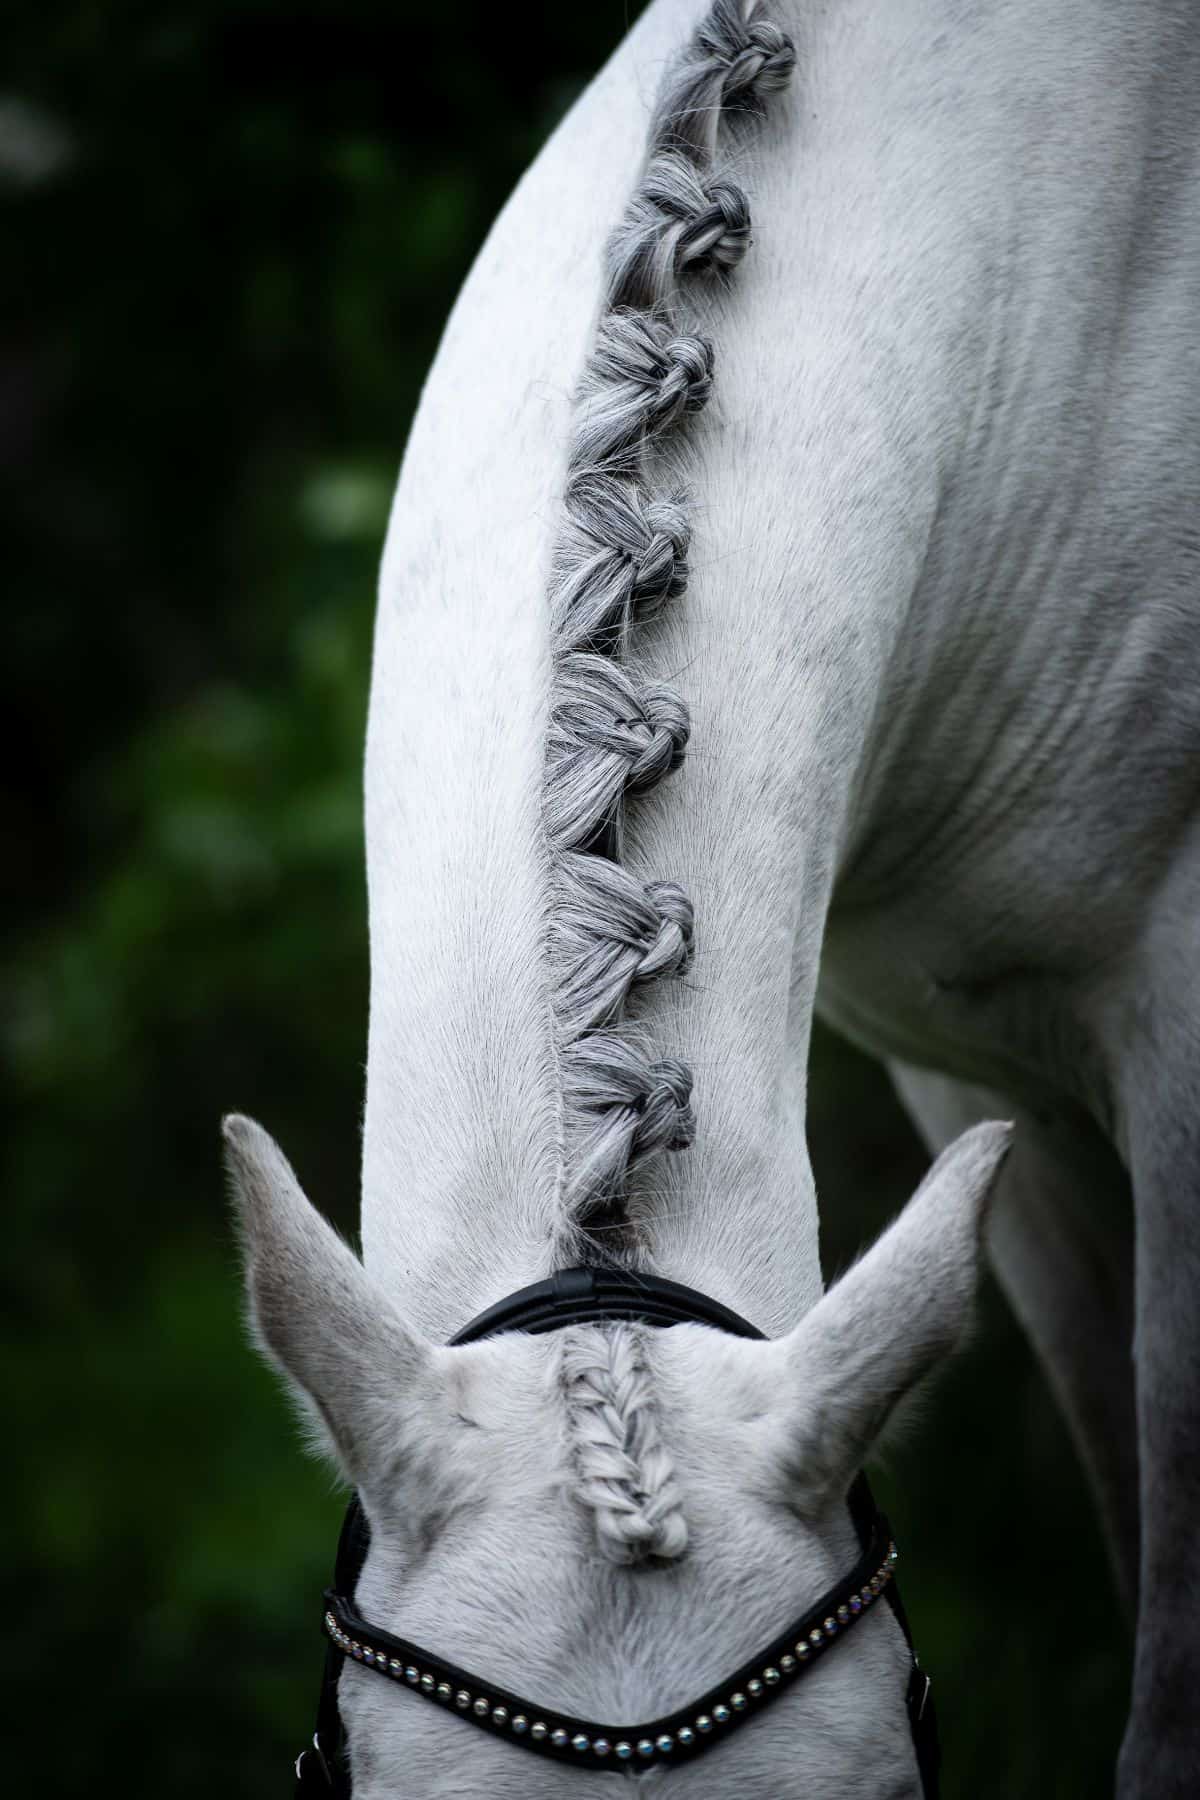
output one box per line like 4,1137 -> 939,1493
674,177 -> 752,276
626,683 -> 690,793
551,855 -> 696,1037
637,880 -> 695,982
546,657 -> 691,850
717,18 -> 796,105
552,479 -> 691,652
561,1033 -> 696,1211
632,1058 -> 696,1158
607,152 -> 752,308
650,332 -> 715,435
573,313 -> 714,470
638,155 -> 751,279
631,497 -> 691,611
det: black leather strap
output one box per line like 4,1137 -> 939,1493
321,1512 -> 898,1770
451,1264 -> 769,1344
295,1496 -> 372,1796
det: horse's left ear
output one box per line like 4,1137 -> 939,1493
765,1121 -> 1013,1509
224,1114 -> 440,1493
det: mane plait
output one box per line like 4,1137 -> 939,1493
543,0 -> 796,1257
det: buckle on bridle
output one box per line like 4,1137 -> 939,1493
912,1668 -> 933,1723
295,1735 -> 333,1791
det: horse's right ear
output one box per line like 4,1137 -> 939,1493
762,1121 -> 1013,1511
223,1114 -> 437,1490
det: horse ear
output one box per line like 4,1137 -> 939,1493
224,1114 -> 437,1489
768,1122 -> 1013,1508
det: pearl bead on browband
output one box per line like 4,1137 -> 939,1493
322,1538 -> 900,1769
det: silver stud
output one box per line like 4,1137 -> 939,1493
712,1704 -> 731,1724
615,1742 -> 633,1761
405,1666 -> 419,1684
780,1654 -> 796,1673
551,1729 -> 569,1749
571,1734 -> 591,1753
472,1698 -> 490,1717
420,1674 -> 435,1692
696,1714 -> 713,1733
389,1660 -> 403,1678
764,1666 -> 781,1685
455,1690 -> 470,1710
436,1682 -> 451,1702
593,1739 -> 611,1757
795,1640 -> 811,1659
530,1722 -> 548,1742
824,1617 -> 838,1635
637,1739 -> 655,1758
351,1642 -> 362,1659
362,1649 -> 374,1664
492,1707 -> 509,1727
747,1678 -> 763,1697
809,1628 -> 824,1646
837,1605 -> 851,1624
511,1715 -> 528,1734
731,1692 -> 747,1711
677,1727 -> 695,1746
656,1735 -> 674,1754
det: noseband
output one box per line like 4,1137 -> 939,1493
294,1268 -> 940,1795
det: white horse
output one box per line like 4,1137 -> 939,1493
225,1 -> 1200,1794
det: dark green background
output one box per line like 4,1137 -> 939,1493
5,3 -> 1127,1792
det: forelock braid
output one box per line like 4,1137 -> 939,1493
542,2 -> 792,1553
559,1325 -> 689,1565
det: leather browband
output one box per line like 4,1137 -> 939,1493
294,1266 -> 941,1797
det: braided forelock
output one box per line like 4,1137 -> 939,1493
559,1324 -> 689,1565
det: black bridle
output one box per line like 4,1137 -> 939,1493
294,1267 -> 940,1795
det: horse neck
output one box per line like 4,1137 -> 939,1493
359,0 -> 945,1342
609,394 -> 930,1334
360,420 -> 928,1343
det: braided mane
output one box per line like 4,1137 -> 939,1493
543,0 -> 796,1560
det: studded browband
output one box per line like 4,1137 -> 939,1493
294,1267 -> 940,1796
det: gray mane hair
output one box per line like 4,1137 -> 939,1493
542,0 -> 796,1561
559,1323 -> 690,1564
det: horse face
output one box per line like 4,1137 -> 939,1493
328,1326 -> 922,1800
227,1116 -> 1008,1799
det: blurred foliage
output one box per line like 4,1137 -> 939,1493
4,3 -> 1126,1793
